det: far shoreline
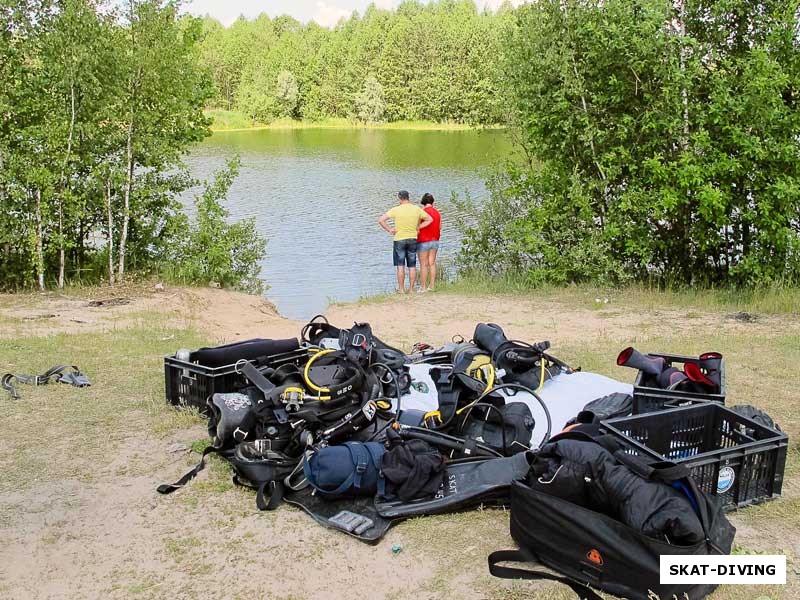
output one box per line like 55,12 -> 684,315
206,109 -> 505,133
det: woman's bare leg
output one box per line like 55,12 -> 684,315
418,249 -> 430,289
428,248 -> 438,289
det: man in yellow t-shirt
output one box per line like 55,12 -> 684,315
378,190 -> 433,293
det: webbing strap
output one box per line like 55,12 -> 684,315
349,443 -> 369,489
240,362 -> 288,424
612,450 -> 690,483
2,365 -> 89,399
1,374 -> 21,399
231,475 -> 286,511
430,368 -> 459,429
488,550 -> 604,600
256,480 -> 285,511
157,446 -> 219,494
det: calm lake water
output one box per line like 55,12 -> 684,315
183,128 -> 510,319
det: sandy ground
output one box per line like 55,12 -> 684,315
4,285 -> 793,347
0,285 -> 797,600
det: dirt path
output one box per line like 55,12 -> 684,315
4,285 -> 793,346
1,286 -> 797,600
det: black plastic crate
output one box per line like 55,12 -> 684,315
164,347 -> 308,415
633,393 -> 717,415
603,404 -> 788,511
633,352 -> 726,414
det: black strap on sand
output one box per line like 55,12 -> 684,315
256,480 -> 285,511
2,365 -> 90,399
488,550 -> 603,600
157,446 -> 219,494
239,361 -> 288,424
231,475 -> 285,511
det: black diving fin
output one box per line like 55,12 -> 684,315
375,451 -> 531,519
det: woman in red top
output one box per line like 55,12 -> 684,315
417,193 -> 441,291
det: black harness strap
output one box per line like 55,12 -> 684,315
1,374 -> 21,399
429,367 -> 460,429
239,361 -> 288,424
2,365 -> 90,399
157,446 -> 219,494
231,475 -> 286,511
488,550 -> 604,600
256,480 -> 285,511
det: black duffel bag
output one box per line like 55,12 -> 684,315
488,467 -> 735,600
192,337 -> 300,368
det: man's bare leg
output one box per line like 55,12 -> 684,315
408,267 -> 417,292
396,267 -> 406,293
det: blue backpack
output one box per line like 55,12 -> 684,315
304,442 -> 385,499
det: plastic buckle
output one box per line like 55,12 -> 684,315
61,371 -> 91,387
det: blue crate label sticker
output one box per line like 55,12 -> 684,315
717,466 -> 735,493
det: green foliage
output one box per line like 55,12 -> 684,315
0,0 -> 216,290
199,1 -> 509,124
462,0 -> 800,287
161,157 -> 267,293
275,70 -> 299,118
355,75 -> 386,123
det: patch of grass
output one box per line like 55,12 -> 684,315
439,275 -> 800,316
164,536 -> 202,562
0,322 -> 209,494
206,108 -> 266,130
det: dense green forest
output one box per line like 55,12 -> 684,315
0,0 -> 265,291
2,0 -> 798,292
461,0 -> 800,287
196,1 -> 511,124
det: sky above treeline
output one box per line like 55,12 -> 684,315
185,0 -> 520,28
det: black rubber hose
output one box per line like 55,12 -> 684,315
301,314 -> 330,344
365,361 -> 402,442
394,424 -> 502,457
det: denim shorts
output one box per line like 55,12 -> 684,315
417,240 -> 440,252
393,239 -> 418,268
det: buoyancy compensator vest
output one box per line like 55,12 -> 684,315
473,323 -> 567,390
451,342 -> 495,395
302,316 -> 411,396
458,402 -> 535,456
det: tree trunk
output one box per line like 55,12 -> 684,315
57,200 -> 65,288
35,188 -> 45,291
106,178 -> 115,285
117,116 -> 134,280
676,0 -> 689,148
57,81 -> 77,289
118,3 -> 138,282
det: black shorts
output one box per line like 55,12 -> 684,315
393,239 -> 418,268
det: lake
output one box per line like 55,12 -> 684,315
183,127 -> 510,319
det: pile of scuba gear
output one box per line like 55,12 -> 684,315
156,323 -> 796,599
159,318 -> 568,539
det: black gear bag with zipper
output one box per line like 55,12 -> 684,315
488,461 -> 735,600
